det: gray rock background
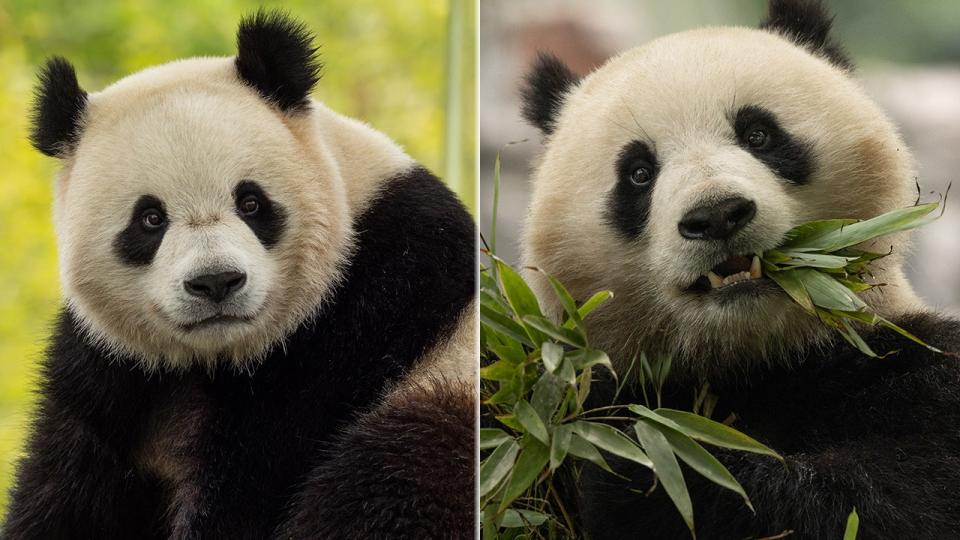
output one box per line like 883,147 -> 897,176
479,0 -> 960,313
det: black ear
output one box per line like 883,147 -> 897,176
760,0 -> 853,70
235,10 -> 322,113
30,57 -> 88,157
520,53 -> 581,135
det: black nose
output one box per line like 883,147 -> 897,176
184,271 -> 247,303
678,197 -> 756,240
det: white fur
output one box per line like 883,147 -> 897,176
53,57 -> 417,372
522,27 -> 923,377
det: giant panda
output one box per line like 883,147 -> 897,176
519,1 -> 960,538
2,11 -> 476,539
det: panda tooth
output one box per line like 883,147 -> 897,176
707,271 -> 724,288
750,256 -> 761,279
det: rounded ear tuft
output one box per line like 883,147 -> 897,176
30,56 -> 88,157
760,0 -> 854,71
520,53 -> 581,135
235,9 -> 322,113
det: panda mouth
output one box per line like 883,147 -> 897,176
181,314 -> 255,331
688,254 -> 763,292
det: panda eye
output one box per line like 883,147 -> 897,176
747,127 -> 770,149
629,164 -> 654,187
238,195 -> 260,216
141,209 -> 166,230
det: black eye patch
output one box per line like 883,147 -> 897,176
233,180 -> 286,248
734,105 -> 813,185
605,140 -> 660,240
113,195 -> 168,266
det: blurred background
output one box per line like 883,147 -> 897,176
0,0 -> 475,517
480,0 -> 960,312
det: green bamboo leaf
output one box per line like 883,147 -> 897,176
530,372 -> 565,422
550,424 -> 572,471
543,271 -> 587,336
778,252 -> 859,269
567,433 -> 613,473
839,318 -> 882,358
646,408 -> 782,461
569,290 -> 614,326
496,259 -> 544,318
498,438 -> 550,512
571,421 -> 653,468
480,359 -> 520,381
655,422 -> 754,511
488,342 -> 527,365
844,508 -> 860,540
793,268 -> 867,311
480,304 -> 534,347
522,315 -> 587,348
514,400 -> 549,445
878,316 -> 943,353
566,349 -> 615,375
557,357 -> 576,386
480,428 -> 513,450
496,414 -> 523,432
791,202 -> 939,252
500,508 -> 550,528
541,341 -> 564,372
780,218 -> 857,248
634,419 -> 695,535
479,439 -> 519,498
764,269 -> 815,314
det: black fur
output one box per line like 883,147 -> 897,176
520,53 -> 580,135
606,140 -> 660,239
233,180 -> 287,248
2,166 -> 476,539
277,380 -> 476,539
579,313 -> 960,539
235,10 -> 322,113
734,105 -> 814,185
760,0 -> 854,71
30,56 -> 87,157
113,195 -> 169,266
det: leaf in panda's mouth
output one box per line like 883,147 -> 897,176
760,196 -> 947,358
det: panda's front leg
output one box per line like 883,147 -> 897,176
274,379 -> 476,540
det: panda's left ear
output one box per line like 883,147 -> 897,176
760,0 -> 854,71
235,9 -> 322,113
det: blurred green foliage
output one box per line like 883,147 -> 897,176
0,0 -> 474,518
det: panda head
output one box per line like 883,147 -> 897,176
32,11 -> 353,371
521,0 -> 921,374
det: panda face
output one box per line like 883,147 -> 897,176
523,27 -> 920,372
53,59 -> 351,370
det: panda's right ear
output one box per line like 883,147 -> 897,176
30,56 -> 88,158
520,53 -> 580,135
235,9 -> 322,113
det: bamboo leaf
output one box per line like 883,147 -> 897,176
764,269 -> 815,314
567,433 -> 613,473
572,421 -> 653,468
645,408 -> 782,461
498,438 -> 550,512
481,304 -> 534,347
522,315 -> 587,348
530,372 -> 565,422
655,422 -> 754,511
541,341 -> 564,372
844,508 -> 860,540
501,509 -> 550,528
479,439 -> 519,498
480,428 -> 513,450
634,419 -> 695,535
550,424 -> 572,471
790,202 -> 939,252
515,400 -> 549,445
